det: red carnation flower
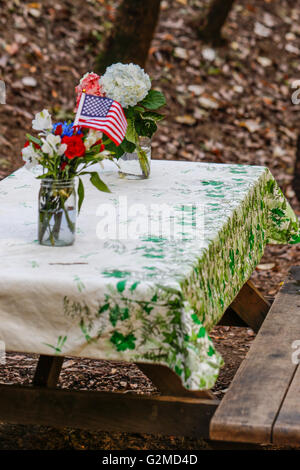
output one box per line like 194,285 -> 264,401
60,162 -> 67,171
54,124 -> 63,136
62,135 -> 86,160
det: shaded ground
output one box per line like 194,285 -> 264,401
0,0 -> 300,450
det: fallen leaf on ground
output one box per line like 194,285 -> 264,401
286,32 -> 296,41
239,120 -> 261,133
256,263 -> 276,271
233,85 -> 244,94
198,95 -> 219,109
262,12 -> 275,28
62,360 -> 76,368
5,43 -> 19,55
273,145 -> 285,158
27,2 -> 42,8
188,84 -> 205,96
268,289 -> 277,296
21,76 -> 37,87
286,187 -> 296,198
162,33 -> 174,41
175,115 -> 196,125
285,43 -> 300,54
28,8 -> 41,18
257,56 -> 272,67
254,22 -> 271,37
174,47 -> 188,60
202,47 -> 216,61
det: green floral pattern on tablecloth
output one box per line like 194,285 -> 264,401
0,161 -> 298,390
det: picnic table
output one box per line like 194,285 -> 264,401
0,160 -> 298,441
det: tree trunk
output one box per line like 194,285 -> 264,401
199,0 -> 235,45
292,134 -> 300,201
96,0 -> 161,73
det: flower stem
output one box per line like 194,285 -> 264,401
136,143 -> 150,178
60,194 -> 75,234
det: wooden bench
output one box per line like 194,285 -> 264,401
210,266 -> 300,446
2,271 -> 298,446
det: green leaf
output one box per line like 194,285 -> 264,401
142,111 -> 164,122
26,133 -> 42,146
87,144 -> 102,155
98,303 -> 110,314
140,89 -> 166,110
110,331 -> 136,351
90,172 -> 111,193
125,118 -> 138,144
130,281 -> 139,291
117,280 -> 126,292
143,303 -> 153,315
37,172 -> 53,179
175,365 -> 183,376
77,177 -> 84,214
124,107 -> 135,119
133,106 -> 145,113
105,136 -> 137,158
109,305 -> 129,326
197,326 -> 206,338
105,140 -> 125,159
157,284 -> 182,296
191,313 -> 201,325
120,138 -> 136,153
135,118 -> 157,138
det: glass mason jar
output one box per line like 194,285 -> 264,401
38,179 -> 76,247
118,137 -> 151,180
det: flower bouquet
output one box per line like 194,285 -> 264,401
22,110 -> 110,246
75,63 -> 166,179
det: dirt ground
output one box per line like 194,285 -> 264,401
0,0 -> 300,450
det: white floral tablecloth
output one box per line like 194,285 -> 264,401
0,160 -> 298,390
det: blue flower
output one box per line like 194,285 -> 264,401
52,121 -> 83,137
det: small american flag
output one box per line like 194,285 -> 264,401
74,93 -> 127,146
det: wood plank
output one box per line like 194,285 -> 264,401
0,384 -> 218,438
136,363 -> 214,399
272,268 -> 300,446
230,280 -> 270,332
273,365 -> 300,446
33,355 -> 64,388
210,268 -> 300,444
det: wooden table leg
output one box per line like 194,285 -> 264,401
218,307 -> 248,327
220,280 -> 270,333
136,363 -> 215,400
33,355 -> 64,388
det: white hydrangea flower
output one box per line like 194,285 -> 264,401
41,134 -> 67,157
100,63 -> 151,108
22,143 -> 40,170
32,109 -> 52,131
84,129 -> 103,150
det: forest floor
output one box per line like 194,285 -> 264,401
0,0 -> 300,450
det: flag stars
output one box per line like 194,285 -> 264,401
82,96 -> 113,118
